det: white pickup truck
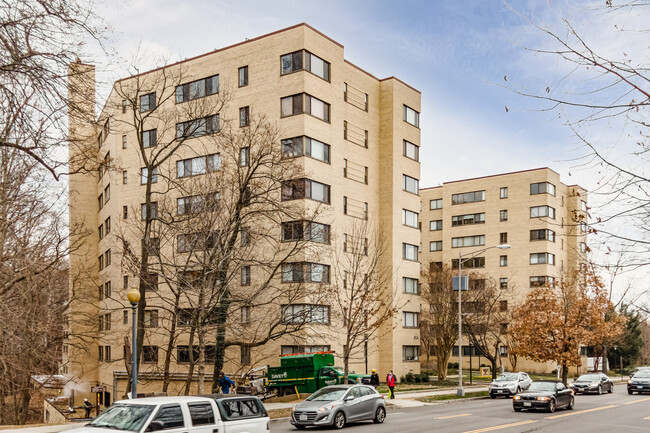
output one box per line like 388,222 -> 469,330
68,395 -> 270,433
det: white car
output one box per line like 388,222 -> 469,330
68,395 -> 270,433
489,372 -> 532,398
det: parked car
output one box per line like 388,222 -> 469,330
629,366 -> 650,377
569,373 -> 613,394
627,370 -> 650,394
489,372 -> 532,398
67,395 -> 269,433
291,384 -> 386,429
512,380 -> 574,413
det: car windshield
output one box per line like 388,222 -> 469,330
88,404 -> 155,431
307,387 -> 347,401
495,373 -> 518,381
633,371 -> 650,379
577,374 -> 601,381
334,367 -> 351,374
527,382 -> 556,392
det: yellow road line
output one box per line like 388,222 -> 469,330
435,413 -> 471,420
462,420 -> 537,433
623,396 -> 650,405
544,404 -> 617,420
644,416 -> 650,420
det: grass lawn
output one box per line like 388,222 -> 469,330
267,408 -> 293,419
416,391 -> 489,402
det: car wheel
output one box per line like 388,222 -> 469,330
597,385 -> 602,395
567,396 -> 574,410
547,399 -> 556,413
373,406 -> 386,424
627,389 -> 633,395
608,384 -> 613,393
490,394 -> 496,399
514,407 -> 522,412
295,426 -> 307,430
334,411 -> 346,429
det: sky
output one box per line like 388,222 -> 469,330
88,0 -> 650,298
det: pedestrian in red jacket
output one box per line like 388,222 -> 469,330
386,370 -> 397,399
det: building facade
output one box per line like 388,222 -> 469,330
419,168 -> 588,372
64,23 -> 422,404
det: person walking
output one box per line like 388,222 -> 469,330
386,370 -> 396,399
218,372 -> 236,394
370,369 -> 380,389
82,398 -> 93,418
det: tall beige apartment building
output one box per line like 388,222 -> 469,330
419,168 -> 588,372
64,23 -> 422,404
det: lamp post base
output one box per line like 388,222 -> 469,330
456,388 -> 465,397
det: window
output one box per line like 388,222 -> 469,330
500,278 -> 508,289
402,243 -> 418,261
305,137 -> 330,163
98,345 -> 111,362
403,346 -> 419,361
123,275 -> 129,289
430,199 -> 443,210
144,310 -> 158,328
240,227 -> 250,247
402,209 -> 418,228
241,266 -> 251,286
403,277 -> 419,294
452,235 -> 485,248
176,115 -> 220,139
103,281 -> 111,299
281,93 -> 330,122
176,75 -> 219,103
98,224 -> 104,240
500,255 -> 508,267
188,403 -> 215,427
281,221 -> 330,243
104,249 -> 111,267
140,167 -> 158,184
500,210 -> 508,221
530,182 -> 556,196
281,345 -> 331,355
500,232 -> 507,244
140,92 -> 156,112
451,213 -> 485,226
281,179 -> 330,204
430,220 -> 443,231
177,346 -> 216,363
239,106 -> 250,127
530,229 -> 555,242
238,66 -> 248,87
152,405 -> 184,429
282,304 -> 330,324
143,237 -> 160,256
122,170 -> 127,184
280,50 -> 330,81
241,306 -> 251,324
141,129 -> 157,148
452,257 -> 485,268
530,276 -> 555,287
403,312 -> 419,328
452,190 -> 485,205
123,206 -> 128,219
581,242 -> 587,253
403,175 -> 419,194
530,205 -> 555,219
122,135 -> 127,149
98,254 -> 104,271
281,262 -> 330,283
281,136 -> 303,158
403,105 -> 420,127
177,154 -> 220,178
530,253 -> 555,265
500,187 -> 508,199
141,202 -> 158,220
581,222 -> 587,233
121,99 -> 127,113
177,232 -> 217,253
105,217 -> 111,235
429,241 -> 442,252
403,140 -> 419,161
241,345 -> 251,365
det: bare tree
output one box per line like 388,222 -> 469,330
420,264 -> 459,381
328,220 -> 398,383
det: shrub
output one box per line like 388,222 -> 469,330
399,375 -> 406,383
419,373 -> 430,382
448,362 -> 459,369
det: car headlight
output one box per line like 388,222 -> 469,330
628,380 -> 633,384
513,395 -> 521,400
590,382 -> 599,387
568,383 -> 574,387
318,403 -> 337,412
536,397 -> 550,401
291,406 -> 296,413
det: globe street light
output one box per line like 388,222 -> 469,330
456,243 -> 510,397
127,288 -> 141,399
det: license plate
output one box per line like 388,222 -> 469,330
300,414 -> 307,421
638,386 -> 643,389
497,390 -> 504,393
523,402 -> 532,407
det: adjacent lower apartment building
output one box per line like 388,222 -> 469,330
419,168 -> 588,373
64,23 -> 422,405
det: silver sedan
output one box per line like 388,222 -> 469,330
290,384 -> 386,429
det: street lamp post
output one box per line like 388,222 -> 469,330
127,288 -> 141,399
456,243 -> 510,397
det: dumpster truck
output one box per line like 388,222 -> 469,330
266,352 -> 371,396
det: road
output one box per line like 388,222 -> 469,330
272,386 -> 650,432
